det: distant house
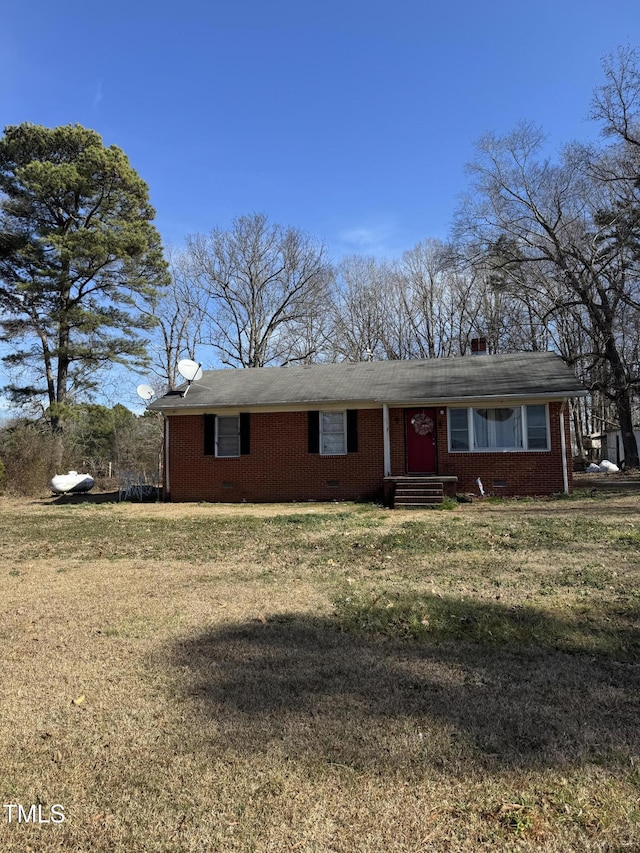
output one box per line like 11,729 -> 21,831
149,350 -> 586,505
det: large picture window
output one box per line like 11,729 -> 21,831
448,405 -> 549,452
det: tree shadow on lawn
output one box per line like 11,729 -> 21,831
171,597 -> 640,775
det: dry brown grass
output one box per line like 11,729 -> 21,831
0,493 -> 639,852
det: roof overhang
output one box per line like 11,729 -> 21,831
156,390 -> 586,416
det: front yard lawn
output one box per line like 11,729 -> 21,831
1,494 -> 638,851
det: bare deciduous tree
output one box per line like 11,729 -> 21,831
329,255 -> 397,361
144,248 -> 207,391
591,45 -> 640,147
459,113 -> 640,466
185,213 -> 333,368
394,239 -> 484,358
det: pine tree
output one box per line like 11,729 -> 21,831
0,123 -> 168,441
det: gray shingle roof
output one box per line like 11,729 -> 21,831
150,352 -> 586,412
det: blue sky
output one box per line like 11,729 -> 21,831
3,0 -> 639,260
1,0 -> 639,414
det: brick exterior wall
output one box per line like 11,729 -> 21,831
165,401 -> 572,502
388,402 -> 571,496
167,409 -> 386,503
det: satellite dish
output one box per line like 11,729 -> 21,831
136,383 -> 155,401
177,359 -> 203,382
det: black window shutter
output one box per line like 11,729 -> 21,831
204,414 -> 216,455
240,412 -> 250,455
308,411 -> 320,453
346,409 -> 358,453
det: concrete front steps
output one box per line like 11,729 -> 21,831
392,477 -> 444,508
384,475 -> 458,508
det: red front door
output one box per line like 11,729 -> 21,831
405,408 -> 437,473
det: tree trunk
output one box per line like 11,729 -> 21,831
604,337 -> 640,468
51,427 -> 65,472
571,400 -> 586,463
614,389 -> 639,468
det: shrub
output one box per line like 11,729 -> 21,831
0,421 -> 64,496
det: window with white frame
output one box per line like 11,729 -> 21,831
216,415 -> 240,457
320,411 -> 347,455
448,404 -> 549,452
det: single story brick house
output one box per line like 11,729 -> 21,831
149,351 -> 586,505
